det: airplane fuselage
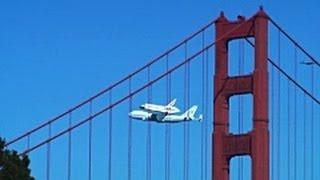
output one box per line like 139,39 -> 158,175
129,110 -> 197,123
140,103 -> 180,114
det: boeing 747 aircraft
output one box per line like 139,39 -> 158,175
129,105 -> 202,123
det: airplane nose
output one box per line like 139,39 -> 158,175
140,104 -> 145,109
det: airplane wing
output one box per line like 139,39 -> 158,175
153,112 -> 167,122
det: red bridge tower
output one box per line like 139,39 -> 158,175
213,8 -> 269,180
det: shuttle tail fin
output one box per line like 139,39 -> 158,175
167,98 -> 177,107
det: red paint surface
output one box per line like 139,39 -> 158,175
213,8 -> 269,180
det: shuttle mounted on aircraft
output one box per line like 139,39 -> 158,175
128,99 -> 202,123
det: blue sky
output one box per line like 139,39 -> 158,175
0,0 -> 319,179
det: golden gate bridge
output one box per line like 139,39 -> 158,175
4,7 -> 320,180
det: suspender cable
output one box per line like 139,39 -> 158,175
68,113 -> 72,180
201,31 -> 205,180
165,54 -> 171,180
187,43 -> 190,180
271,57 -> 275,180
277,30 -> 281,180
204,48 -> 209,180
268,17 -> 320,67
128,77 -> 133,180
303,93 -> 307,179
20,42 -> 217,157
293,46 -> 297,180
88,101 -> 93,180
47,122 -> 51,180
311,65 -> 314,180
147,65 -> 152,180
183,42 -> 190,180
108,90 -> 113,180
287,76 -> 291,180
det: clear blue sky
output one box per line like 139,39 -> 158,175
0,0 -> 319,179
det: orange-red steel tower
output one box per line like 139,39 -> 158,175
213,8 -> 269,180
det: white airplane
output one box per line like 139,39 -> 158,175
300,60 -> 315,65
129,105 -> 203,123
139,98 -> 180,114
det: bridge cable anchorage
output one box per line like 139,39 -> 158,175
4,18 -> 216,149
147,65 -> 152,180
293,46 -> 297,180
268,17 -> 320,68
19,18 -> 249,156
68,112 -> 72,180
88,100 -> 93,180
128,77 -> 133,180
108,90 -> 113,180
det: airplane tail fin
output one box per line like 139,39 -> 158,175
183,105 -> 197,120
183,105 -> 203,122
167,98 -> 177,107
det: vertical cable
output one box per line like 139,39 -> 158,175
187,43 -> 190,180
88,101 -> 93,180
68,112 -> 72,180
293,46 -> 297,180
204,48 -> 209,180
47,122 -> 51,180
310,65 -> 314,180
277,30 -> 281,180
108,90 -> 113,180
271,57 -> 275,180
303,92 -> 307,179
147,66 -> 152,180
183,42 -> 190,180
201,31 -> 205,180
165,54 -> 171,180
287,78 -> 291,180
128,77 -> 132,180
